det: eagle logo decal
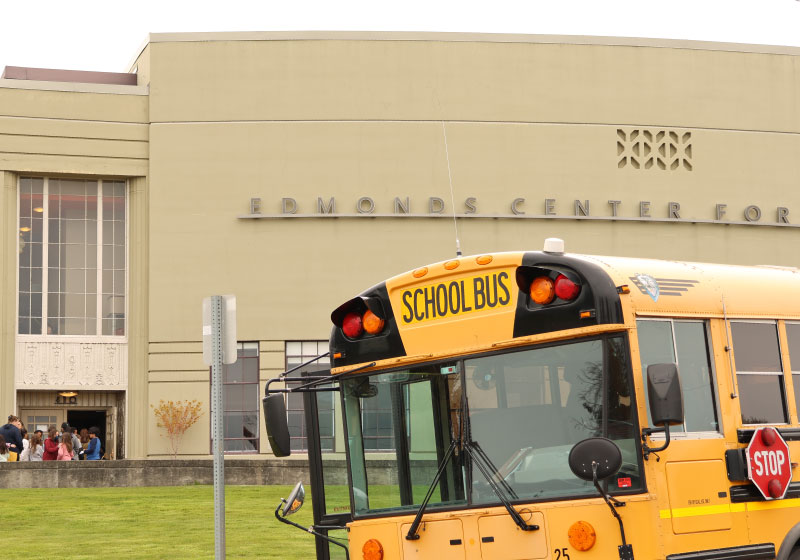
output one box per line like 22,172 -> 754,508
635,274 -> 660,302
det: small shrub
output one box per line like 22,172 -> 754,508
151,399 -> 204,458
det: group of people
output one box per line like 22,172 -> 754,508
0,415 -> 103,462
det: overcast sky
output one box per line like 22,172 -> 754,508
1,0 -> 799,73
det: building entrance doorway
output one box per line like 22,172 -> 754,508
67,410 -> 107,457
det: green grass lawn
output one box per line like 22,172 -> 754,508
5,485 -> 325,559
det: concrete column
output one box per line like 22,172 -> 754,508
0,172 -> 16,419
126,176 -> 149,458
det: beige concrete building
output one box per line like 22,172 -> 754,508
1,31 -> 799,459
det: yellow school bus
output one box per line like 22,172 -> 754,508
265,239 -> 800,560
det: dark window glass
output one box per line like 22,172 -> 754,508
731,323 -> 782,372
343,336 -> 642,518
217,342 -> 260,453
361,380 -> 399,451
466,336 -> 640,505
18,177 -> 125,337
286,341 -> 333,452
737,376 -> 787,424
732,322 -> 787,424
637,319 -> 719,432
783,323 -> 800,423
343,363 -> 466,516
18,178 -> 44,334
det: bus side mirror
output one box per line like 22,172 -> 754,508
263,394 -> 291,457
642,363 -> 683,460
568,437 -> 622,482
647,363 -> 684,426
280,482 -> 306,517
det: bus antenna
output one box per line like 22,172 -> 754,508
441,120 -> 462,257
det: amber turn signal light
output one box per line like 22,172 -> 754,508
362,538 -> 384,560
568,520 -> 596,551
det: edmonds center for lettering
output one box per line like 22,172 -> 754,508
1,32 -> 799,462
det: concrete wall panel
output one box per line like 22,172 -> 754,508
148,38 -> 800,133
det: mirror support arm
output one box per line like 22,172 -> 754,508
592,463 -> 635,560
641,423 -> 672,460
275,502 -> 350,560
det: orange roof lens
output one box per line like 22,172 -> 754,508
476,255 -> 493,265
530,276 -> 555,305
363,538 -> 384,560
568,521 -> 596,551
362,310 -> 385,335
412,267 -> 428,278
444,260 -> 460,270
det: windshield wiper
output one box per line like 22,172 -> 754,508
405,437 -> 538,540
469,440 -> 519,501
467,439 -> 538,533
405,438 -> 459,540
405,380 -> 538,541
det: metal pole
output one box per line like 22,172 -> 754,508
211,295 -> 226,558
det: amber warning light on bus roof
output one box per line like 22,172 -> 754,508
525,272 -> 581,305
529,274 -> 581,305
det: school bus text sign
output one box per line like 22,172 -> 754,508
399,271 -> 513,325
746,427 -> 792,500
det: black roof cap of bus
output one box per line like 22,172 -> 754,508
512,251 -> 623,338
329,281 -> 407,367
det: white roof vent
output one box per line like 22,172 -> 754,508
543,238 -> 565,254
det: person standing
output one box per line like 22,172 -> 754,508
0,434 -> 9,461
21,433 -> 44,461
57,430 -> 74,461
0,415 -> 24,459
78,428 -> 89,460
85,427 -> 102,460
61,423 -> 81,461
42,426 -> 59,461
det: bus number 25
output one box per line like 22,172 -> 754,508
554,548 -> 570,560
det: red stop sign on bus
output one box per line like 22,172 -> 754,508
745,427 -> 792,500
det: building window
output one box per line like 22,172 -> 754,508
731,321 -> 787,425
637,319 -> 720,432
285,341 -> 334,452
26,415 -> 57,434
361,384 -> 398,451
221,342 -> 260,453
284,341 -> 399,453
783,323 -> 800,422
18,177 -> 126,336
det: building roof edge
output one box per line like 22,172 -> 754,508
140,30 -> 800,56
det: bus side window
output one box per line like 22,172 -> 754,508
637,319 -> 719,433
732,321 -> 788,425
785,323 -> 800,423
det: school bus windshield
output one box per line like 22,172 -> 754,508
341,333 -> 642,517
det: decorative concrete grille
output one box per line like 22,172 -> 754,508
617,129 -> 692,171
15,341 -> 127,389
